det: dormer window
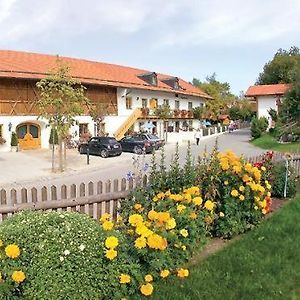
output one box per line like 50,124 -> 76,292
137,72 -> 157,86
161,77 -> 180,90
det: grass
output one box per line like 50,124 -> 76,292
153,196 -> 300,300
252,134 -> 300,153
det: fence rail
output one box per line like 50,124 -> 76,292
0,154 -> 299,222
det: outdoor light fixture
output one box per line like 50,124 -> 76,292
8,122 -> 12,132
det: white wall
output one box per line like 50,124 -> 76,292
257,95 -> 278,127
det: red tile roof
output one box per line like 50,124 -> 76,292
0,50 -> 212,99
245,84 -> 290,97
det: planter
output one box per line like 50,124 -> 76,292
10,145 -> 19,152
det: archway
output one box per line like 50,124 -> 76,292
16,122 -> 41,150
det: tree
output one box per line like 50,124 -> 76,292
37,62 -> 89,172
256,46 -> 300,84
154,104 -> 172,141
192,73 -> 236,120
229,99 -> 254,121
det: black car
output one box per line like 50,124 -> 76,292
119,136 -> 154,154
136,134 -> 165,150
78,137 -> 122,158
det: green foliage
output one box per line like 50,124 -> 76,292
192,106 -> 204,120
270,161 -> 297,198
154,104 -> 172,120
10,132 -> 18,147
251,117 -> 268,139
48,128 -> 58,145
257,46 -> 300,84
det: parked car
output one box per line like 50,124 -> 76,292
135,133 -> 165,150
78,137 -> 122,158
119,136 -> 154,154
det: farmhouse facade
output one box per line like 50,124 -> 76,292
0,50 -> 211,152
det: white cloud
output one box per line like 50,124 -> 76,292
0,0 -> 299,47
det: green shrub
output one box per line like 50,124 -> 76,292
10,132 -> 18,147
251,117 -> 269,139
49,128 -> 58,145
270,161 -> 297,198
0,211 -> 141,300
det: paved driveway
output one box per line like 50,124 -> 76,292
0,129 -> 264,189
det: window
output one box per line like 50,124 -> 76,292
126,97 -> 132,109
0,125 -> 3,138
163,99 -> 169,106
188,120 -> 193,131
150,98 -> 158,109
79,123 -> 89,136
188,102 -> 193,110
175,100 -> 180,109
142,98 -> 148,108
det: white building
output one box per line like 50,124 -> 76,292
0,50 -> 212,152
245,83 -> 290,128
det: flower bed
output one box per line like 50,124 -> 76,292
0,149 -> 279,299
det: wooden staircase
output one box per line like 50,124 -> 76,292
114,108 -> 143,140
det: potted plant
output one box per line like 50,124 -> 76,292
10,132 -> 18,152
141,107 -> 150,117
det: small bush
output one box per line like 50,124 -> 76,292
10,132 -> 18,147
49,128 -> 58,145
251,117 -> 269,139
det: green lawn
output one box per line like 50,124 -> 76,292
153,196 -> 300,300
252,134 -> 300,153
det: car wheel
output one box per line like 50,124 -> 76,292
133,146 -> 143,155
116,152 -> 122,156
100,149 -> 108,158
79,146 -> 84,154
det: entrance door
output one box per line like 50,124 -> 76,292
17,123 -> 41,150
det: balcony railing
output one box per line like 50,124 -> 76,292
140,107 -> 194,119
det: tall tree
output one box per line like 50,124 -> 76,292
37,62 -> 89,172
256,46 -> 300,84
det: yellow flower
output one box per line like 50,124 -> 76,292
239,186 -> 245,192
160,269 -> 170,278
11,270 -> 26,283
147,234 -> 167,250
245,163 -> 252,172
262,208 -> 267,215
261,166 -> 266,171
254,205 -> 259,210
267,192 -> 271,197
100,213 -> 110,223
242,174 -> 251,183
177,268 -> 189,278
224,180 -> 229,185
134,203 -> 143,210
128,214 -> 143,227
0,272 -> 2,281
140,283 -> 154,296
180,229 -> 189,238
134,237 -> 147,249
5,244 -> 21,259
231,189 -> 239,197
148,210 -> 158,221
177,204 -> 186,213
166,218 -> 176,230
145,274 -> 153,282
204,200 -> 214,211
182,245 -> 186,251
0,240 -> 3,247
105,236 -> 119,249
119,274 -> 131,284
136,225 -> 153,237
102,220 -> 114,231
192,196 -> 203,206
239,195 -> 245,201
105,249 -> 117,260
233,165 -> 242,173
204,216 -> 214,224
189,212 -> 198,220
157,212 -> 171,223
219,212 -> 225,217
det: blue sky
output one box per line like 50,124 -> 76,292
1,0 -> 299,94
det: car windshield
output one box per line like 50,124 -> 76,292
101,137 -> 118,144
148,134 -> 159,139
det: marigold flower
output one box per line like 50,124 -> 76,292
128,214 -> 143,227
148,210 -> 158,220
189,212 -> 198,220
102,220 -> 114,231
105,236 -> 119,249
5,244 -> 21,259
204,216 -> 214,224
166,218 -> 176,230
231,189 -> 239,197
0,240 -> 3,247
140,283 -> 154,296
134,237 -> 147,249
204,200 -> 214,211
239,186 -> 245,192
11,270 -> 26,283
177,204 -> 186,213
100,213 -> 110,223
261,166 -> 266,171
134,203 -> 143,210
105,249 -> 117,260
180,229 -> 189,238
182,245 -> 186,251
147,234 -> 167,250
219,212 -> 225,217
224,180 -> 229,185
157,212 -> 171,223
177,268 -> 189,278
119,273 -> 131,284
145,274 -> 153,282
160,269 -> 170,278
192,196 -> 203,206
239,195 -> 245,201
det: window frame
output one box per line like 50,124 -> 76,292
126,97 -> 133,109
